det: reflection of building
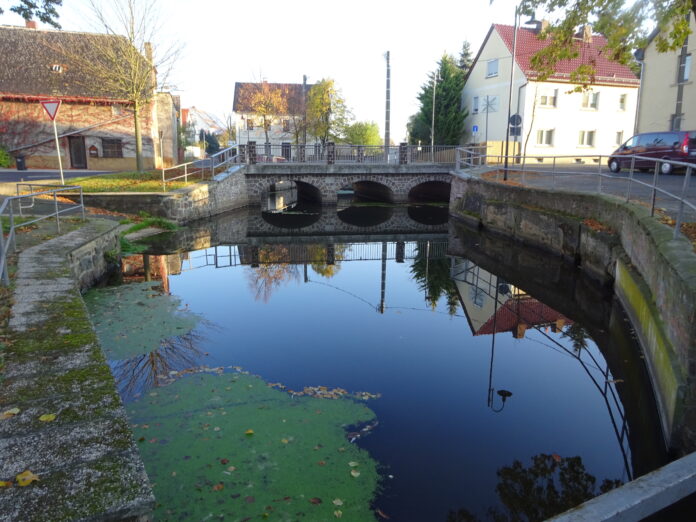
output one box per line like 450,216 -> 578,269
121,253 -> 185,294
452,258 -> 570,338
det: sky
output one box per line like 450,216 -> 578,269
1,0 -> 524,142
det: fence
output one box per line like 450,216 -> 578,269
0,184 -> 85,285
160,146 -> 239,190
455,147 -> 696,240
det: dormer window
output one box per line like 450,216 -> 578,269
51,64 -> 63,73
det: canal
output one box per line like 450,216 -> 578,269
84,203 -> 669,521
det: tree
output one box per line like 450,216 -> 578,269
237,82 -> 288,144
204,132 -> 220,155
458,40 -> 474,76
344,121 -> 382,146
53,0 -> 180,172
513,0 -> 695,86
0,0 -> 62,28
408,54 -> 466,146
410,242 -> 460,315
306,78 -> 352,146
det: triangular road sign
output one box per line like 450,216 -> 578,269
40,99 -> 61,120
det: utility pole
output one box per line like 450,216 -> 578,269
503,6 -> 520,180
384,51 -> 391,161
302,74 -> 308,145
431,71 -> 440,162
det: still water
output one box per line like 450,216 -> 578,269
85,205 -> 667,521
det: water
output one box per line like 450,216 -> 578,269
84,205 -> 668,521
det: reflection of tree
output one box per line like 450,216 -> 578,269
410,242 -> 460,315
446,454 -> 621,522
307,244 -> 347,279
561,323 -> 591,353
113,329 -> 206,400
246,246 -> 300,303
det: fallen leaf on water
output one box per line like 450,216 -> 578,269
220,458 -> 229,465
214,427 -> 221,432
0,481 -> 12,488
551,453 -> 562,463
171,471 -> 177,477
350,469 -> 360,478
1,408 -> 20,420
212,482 -> 224,491
334,510 -> 343,518
376,508 -> 391,519
16,470 -> 39,487
318,461 -> 326,466
227,466 -> 236,472
332,499 -> 344,506
39,413 -> 57,422
245,429 -> 254,436
348,461 -> 359,467
281,438 -> 289,444
309,497 -> 322,505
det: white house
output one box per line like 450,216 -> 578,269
462,21 -> 640,162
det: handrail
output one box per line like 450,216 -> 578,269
160,145 -> 240,190
454,147 -> 696,240
0,184 -> 85,285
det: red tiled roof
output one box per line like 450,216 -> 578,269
494,24 -> 639,87
476,296 -> 571,336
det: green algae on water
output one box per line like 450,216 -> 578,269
128,372 -> 380,521
84,281 -> 200,360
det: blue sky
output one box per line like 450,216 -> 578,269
2,0 -> 523,142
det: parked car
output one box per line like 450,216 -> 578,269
608,131 -> 696,174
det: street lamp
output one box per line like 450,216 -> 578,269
503,4 -> 521,180
431,71 -> 440,162
489,389 -> 513,412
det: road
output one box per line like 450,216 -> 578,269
0,169 -> 112,183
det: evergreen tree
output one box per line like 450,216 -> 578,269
407,54 -> 467,146
458,41 -> 474,76
204,132 -> 220,155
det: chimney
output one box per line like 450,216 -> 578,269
25,20 -> 37,29
582,24 -> 593,43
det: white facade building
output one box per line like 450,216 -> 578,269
462,22 -> 640,161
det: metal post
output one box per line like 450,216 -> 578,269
9,204 -> 16,252
431,72 -> 439,163
503,5 -> 519,180
184,164 -> 188,182
627,156 -> 635,202
598,155 -> 603,194
673,166 -> 692,239
650,162 -> 660,216
80,187 -> 85,221
52,119 -> 65,186
384,50 -> 391,162
0,227 -> 8,285
552,156 -> 557,189
54,192 -> 60,233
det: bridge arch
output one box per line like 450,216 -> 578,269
344,180 -> 394,204
408,180 -> 451,203
260,179 -> 323,211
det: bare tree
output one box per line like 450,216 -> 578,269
53,0 -> 181,171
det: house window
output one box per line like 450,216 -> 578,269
282,119 -> 290,132
618,94 -> 627,111
539,88 -> 558,107
246,118 -> 254,130
578,130 -> 596,147
536,129 -> 554,146
102,138 -> 123,158
472,97 -> 479,114
678,52 -> 692,83
581,91 -> 599,109
486,59 -> 498,78
615,130 -> 624,146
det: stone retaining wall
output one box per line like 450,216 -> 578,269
450,174 -> 696,451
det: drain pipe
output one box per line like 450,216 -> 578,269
516,81 -> 528,162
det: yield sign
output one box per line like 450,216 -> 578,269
40,99 -> 61,120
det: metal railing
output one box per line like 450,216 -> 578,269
455,147 -> 696,240
1,184 -> 85,285
160,146 -> 240,190
240,143 -> 457,166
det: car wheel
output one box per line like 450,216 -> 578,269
608,159 -> 620,173
660,161 -> 673,175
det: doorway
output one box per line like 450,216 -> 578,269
68,136 -> 87,169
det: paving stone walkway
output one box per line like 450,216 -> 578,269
0,220 -> 154,520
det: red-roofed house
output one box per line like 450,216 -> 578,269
462,21 -> 640,160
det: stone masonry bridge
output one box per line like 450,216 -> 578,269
243,163 -> 452,205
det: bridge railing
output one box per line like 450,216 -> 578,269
240,143 -> 457,166
455,146 -> 696,240
160,146 -> 240,190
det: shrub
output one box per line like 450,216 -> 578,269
0,146 -> 11,168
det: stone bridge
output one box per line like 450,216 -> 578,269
243,163 -> 452,205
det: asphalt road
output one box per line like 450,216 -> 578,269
0,169 -> 112,183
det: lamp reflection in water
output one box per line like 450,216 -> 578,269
486,274 -> 513,412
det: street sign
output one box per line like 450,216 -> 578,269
40,99 -> 61,121
472,125 -> 479,133
509,127 -> 522,137
509,113 -> 522,126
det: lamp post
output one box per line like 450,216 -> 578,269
431,71 -> 440,162
503,5 -> 520,180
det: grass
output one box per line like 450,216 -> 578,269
70,170 -> 200,193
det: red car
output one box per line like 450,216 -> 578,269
608,131 -> 696,175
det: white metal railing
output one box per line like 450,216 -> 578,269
160,146 -> 240,190
239,143 -> 458,166
455,147 -> 696,241
1,184 -> 85,285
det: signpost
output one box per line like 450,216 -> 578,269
40,99 -> 64,185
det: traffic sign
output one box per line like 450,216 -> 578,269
40,99 -> 61,120
509,113 -> 522,126
472,125 -> 479,133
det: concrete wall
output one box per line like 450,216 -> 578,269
450,174 -> 696,451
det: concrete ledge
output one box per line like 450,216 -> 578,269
549,451 -> 696,521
